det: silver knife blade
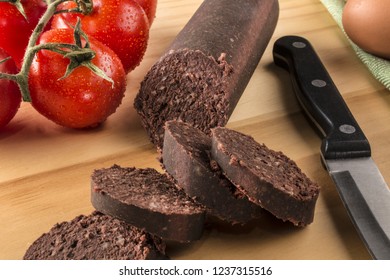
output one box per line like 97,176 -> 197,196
325,157 -> 390,259
273,35 -> 390,259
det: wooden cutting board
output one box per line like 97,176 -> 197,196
1,0 -> 389,260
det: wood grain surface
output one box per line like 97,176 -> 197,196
1,0 -> 389,260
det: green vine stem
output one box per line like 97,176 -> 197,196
0,0 -> 104,102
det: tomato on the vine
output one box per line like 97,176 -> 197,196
0,0 -> 47,69
52,0 -> 150,73
28,28 -> 126,129
133,0 -> 157,26
0,48 -> 22,129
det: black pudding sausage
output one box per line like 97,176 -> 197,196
134,0 -> 279,148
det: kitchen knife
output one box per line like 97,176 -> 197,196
272,35 -> 390,259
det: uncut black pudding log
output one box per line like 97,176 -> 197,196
134,0 -> 279,148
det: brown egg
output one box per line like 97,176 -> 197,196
342,0 -> 390,59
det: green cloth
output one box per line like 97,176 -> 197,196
320,0 -> 390,91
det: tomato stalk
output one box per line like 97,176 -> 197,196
0,0 -> 27,20
55,0 -> 93,15
15,0 -> 61,102
0,0 -> 110,102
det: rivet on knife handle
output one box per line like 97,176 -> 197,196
272,35 -> 371,160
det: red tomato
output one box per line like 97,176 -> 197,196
133,0 -> 157,26
0,49 -> 22,129
28,29 -> 126,129
0,0 -> 47,69
51,0 -> 150,73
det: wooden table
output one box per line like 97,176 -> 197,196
1,0 -> 389,260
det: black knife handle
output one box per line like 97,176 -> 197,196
272,35 -> 371,159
